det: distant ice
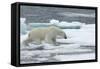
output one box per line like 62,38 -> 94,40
50,19 -> 59,25
20,18 -> 27,34
27,19 -> 86,29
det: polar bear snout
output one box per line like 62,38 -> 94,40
64,35 -> 67,39
63,32 -> 67,39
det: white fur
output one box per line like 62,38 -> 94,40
23,26 -> 66,46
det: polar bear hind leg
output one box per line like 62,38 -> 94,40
23,38 -> 33,46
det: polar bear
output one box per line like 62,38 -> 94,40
23,26 -> 67,46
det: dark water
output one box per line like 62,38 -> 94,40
20,6 -> 95,24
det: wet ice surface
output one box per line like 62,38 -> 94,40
20,24 -> 95,64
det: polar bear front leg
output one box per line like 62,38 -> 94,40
45,36 -> 59,46
52,38 -> 60,46
45,38 -> 55,44
34,39 -> 42,45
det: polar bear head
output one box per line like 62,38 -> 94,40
48,26 -> 67,39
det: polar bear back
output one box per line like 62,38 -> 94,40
28,28 -> 49,40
